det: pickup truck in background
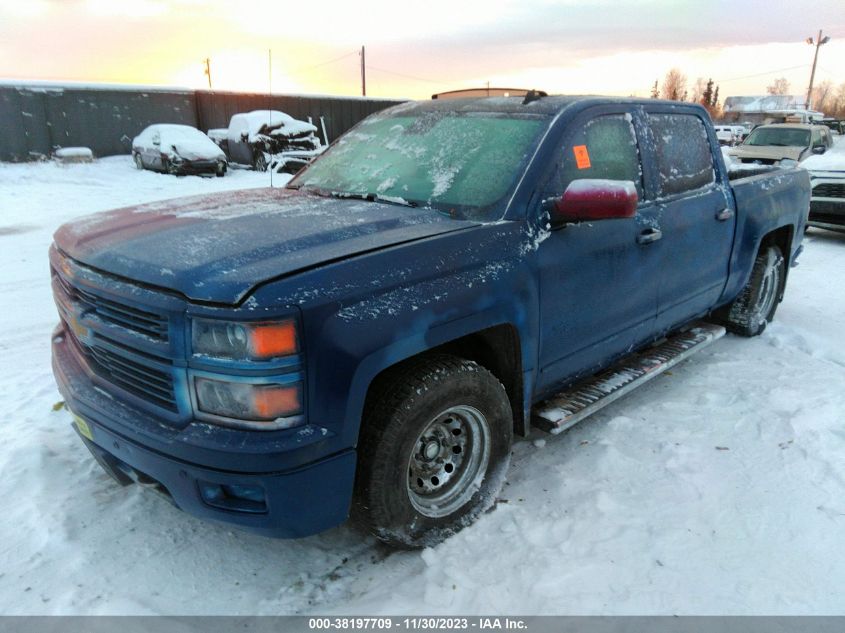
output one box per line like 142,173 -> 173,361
50,96 -> 809,548
729,123 -> 834,166
207,110 -> 324,173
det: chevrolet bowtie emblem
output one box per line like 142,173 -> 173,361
67,312 -> 90,342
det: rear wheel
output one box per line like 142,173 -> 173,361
216,162 -> 227,177
133,153 -> 144,170
720,244 -> 785,337
353,355 -> 512,548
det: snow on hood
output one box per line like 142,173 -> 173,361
167,139 -> 225,162
729,145 -> 807,163
268,119 -> 318,138
802,145 -> 845,173
228,110 -> 318,143
53,188 -> 478,304
160,127 -> 224,161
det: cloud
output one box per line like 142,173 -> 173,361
0,0 -> 842,98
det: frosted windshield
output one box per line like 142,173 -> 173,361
292,112 -> 547,220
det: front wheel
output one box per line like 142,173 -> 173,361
133,153 -> 144,170
353,355 -> 512,548
161,158 -> 179,175
253,152 -> 268,172
720,244 -> 785,337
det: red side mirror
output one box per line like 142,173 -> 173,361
550,179 -> 638,226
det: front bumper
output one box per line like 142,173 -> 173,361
174,159 -> 224,175
808,175 -> 845,231
52,326 -> 356,538
808,200 -> 845,232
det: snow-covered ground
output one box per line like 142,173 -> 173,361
1,157 -> 844,615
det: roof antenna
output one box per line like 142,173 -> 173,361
268,48 -> 273,189
522,89 -> 548,105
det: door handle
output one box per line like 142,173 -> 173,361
716,208 -> 734,221
637,228 -> 662,245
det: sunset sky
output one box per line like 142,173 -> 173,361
1,0 -> 844,101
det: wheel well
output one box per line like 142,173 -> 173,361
760,225 -> 793,260
363,324 -> 526,438
760,225 -> 793,297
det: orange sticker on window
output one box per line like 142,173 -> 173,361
573,145 -> 591,169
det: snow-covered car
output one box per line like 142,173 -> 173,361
803,142 -> 845,233
216,110 -> 324,173
132,124 -> 227,177
729,123 -> 834,166
714,126 -> 739,146
731,124 -> 749,142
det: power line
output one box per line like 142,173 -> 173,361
287,50 -> 359,75
365,64 -> 452,86
715,64 -> 809,83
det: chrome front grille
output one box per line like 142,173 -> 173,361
52,265 -> 178,413
68,333 -> 178,412
54,272 -> 169,341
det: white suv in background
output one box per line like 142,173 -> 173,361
803,139 -> 845,233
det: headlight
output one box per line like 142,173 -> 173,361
195,377 -> 302,426
192,318 -> 298,360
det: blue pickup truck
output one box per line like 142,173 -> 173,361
50,96 -> 809,547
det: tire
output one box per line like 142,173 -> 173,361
720,245 -> 785,337
161,158 -> 179,175
352,354 -> 513,548
216,162 -> 227,177
253,152 -> 268,172
133,153 -> 144,170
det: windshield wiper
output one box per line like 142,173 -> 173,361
329,191 -> 419,208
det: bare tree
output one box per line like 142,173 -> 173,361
691,77 -> 707,103
661,68 -> 687,101
766,77 -> 790,96
811,80 -> 835,114
832,83 -> 845,119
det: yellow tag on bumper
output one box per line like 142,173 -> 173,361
72,413 -> 94,441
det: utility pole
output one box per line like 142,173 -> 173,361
805,30 -> 830,110
203,57 -> 212,90
268,49 -> 273,188
360,45 -> 366,97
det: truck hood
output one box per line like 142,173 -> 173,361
54,188 -> 478,304
729,145 -> 806,163
802,148 -> 845,174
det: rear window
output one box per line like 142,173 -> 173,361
648,114 -> 715,196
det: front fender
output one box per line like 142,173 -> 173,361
339,299 -> 537,449
250,220 -> 541,452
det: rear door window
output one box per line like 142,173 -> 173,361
648,114 -> 715,197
